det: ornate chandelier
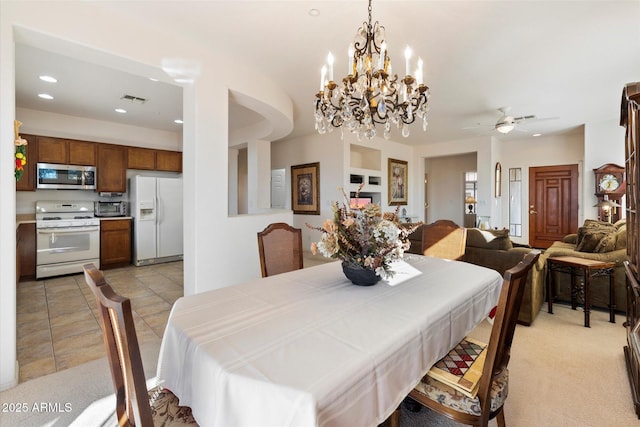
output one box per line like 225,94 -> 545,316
314,0 -> 430,141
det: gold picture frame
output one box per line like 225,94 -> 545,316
388,158 -> 408,206
291,162 -> 320,215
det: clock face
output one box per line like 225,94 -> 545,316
599,174 -> 620,191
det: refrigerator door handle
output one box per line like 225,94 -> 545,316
156,196 -> 161,224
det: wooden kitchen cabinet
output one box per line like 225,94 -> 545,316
127,147 -> 156,170
68,140 -> 96,165
97,144 -> 127,193
37,136 -> 96,165
156,150 -> 182,172
100,219 -> 131,269
17,223 -> 36,281
16,134 -> 37,191
128,147 -> 182,172
37,136 -> 67,164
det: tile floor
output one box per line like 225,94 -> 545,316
16,254 -> 333,383
16,261 -> 183,383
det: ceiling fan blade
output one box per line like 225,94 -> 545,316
513,115 -> 536,122
517,115 -> 559,123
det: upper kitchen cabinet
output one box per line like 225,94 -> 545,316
128,147 -> 182,172
37,136 -> 96,165
156,150 -> 182,172
16,134 -> 37,191
127,147 -> 156,170
97,144 -> 127,193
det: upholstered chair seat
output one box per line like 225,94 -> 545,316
149,386 -> 198,425
412,368 -> 509,417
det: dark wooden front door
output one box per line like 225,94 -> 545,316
529,164 -> 579,249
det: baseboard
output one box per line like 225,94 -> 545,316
0,361 -> 19,391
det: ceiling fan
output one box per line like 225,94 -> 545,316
465,107 -> 557,135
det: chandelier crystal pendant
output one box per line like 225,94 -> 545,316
314,0 -> 430,141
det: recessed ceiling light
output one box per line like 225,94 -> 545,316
533,133 -> 542,137
115,108 -> 127,114
39,75 -> 57,83
309,8 -> 320,16
149,77 -> 159,82
38,93 -> 54,100
174,119 -> 183,124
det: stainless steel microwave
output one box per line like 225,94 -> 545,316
95,201 -> 127,217
36,163 -> 96,190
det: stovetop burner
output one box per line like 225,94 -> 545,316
35,200 -> 100,228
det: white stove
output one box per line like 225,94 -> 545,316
35,201 -> 100,279
36,201 -> 100,228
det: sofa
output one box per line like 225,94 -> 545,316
407,224 -> 541,325
461,228 -> 541,325
535,219 -> 627,315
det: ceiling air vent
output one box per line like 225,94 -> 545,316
121,94 -> 147,104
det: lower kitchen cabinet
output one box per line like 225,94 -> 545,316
17,223 -> 36,281
100,219 -> 131,269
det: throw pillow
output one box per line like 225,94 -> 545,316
563,234 -> 578,244
594,232 -> 617,253
614,219 -> 627,229
583,219 -> 616,232
575,227 -> 612,253
466,228 -> 513,251
615,224 -> 627,250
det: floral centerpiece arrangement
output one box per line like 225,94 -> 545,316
307,186 -> 421,285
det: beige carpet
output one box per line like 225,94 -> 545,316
0,306 -> 636,427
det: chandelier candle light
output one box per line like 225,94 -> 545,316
314,0 -> 430,140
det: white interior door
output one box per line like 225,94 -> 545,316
271,168 -> 286,209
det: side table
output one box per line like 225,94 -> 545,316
546,256 -> 616,327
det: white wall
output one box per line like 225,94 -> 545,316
271,132 -> 345,250
414,136 -> 494,225
1,1 -> 294,390
424,153 -> 477,225
584,118 -> 627,218
498,130 -> 584,244
17,108 -> 182,150
271,131 -> 416,251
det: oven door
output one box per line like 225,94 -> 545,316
36,225 -> 100,266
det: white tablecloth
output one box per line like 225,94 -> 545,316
157,256 -> 502,427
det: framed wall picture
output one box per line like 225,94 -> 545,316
291,162 -> 320,215
388,158 -> 408,206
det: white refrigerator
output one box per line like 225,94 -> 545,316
130,175 -> 183,266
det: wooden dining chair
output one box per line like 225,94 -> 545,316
83,264 -> 197,427
405,250 -> 541,427
421,219 -> 468,260
257,222 -> 303,277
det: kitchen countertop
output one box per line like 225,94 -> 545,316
16,214 -> 36,229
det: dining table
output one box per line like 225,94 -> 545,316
156,255 -> 503,427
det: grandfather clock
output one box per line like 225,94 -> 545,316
593,163 -> 625,223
